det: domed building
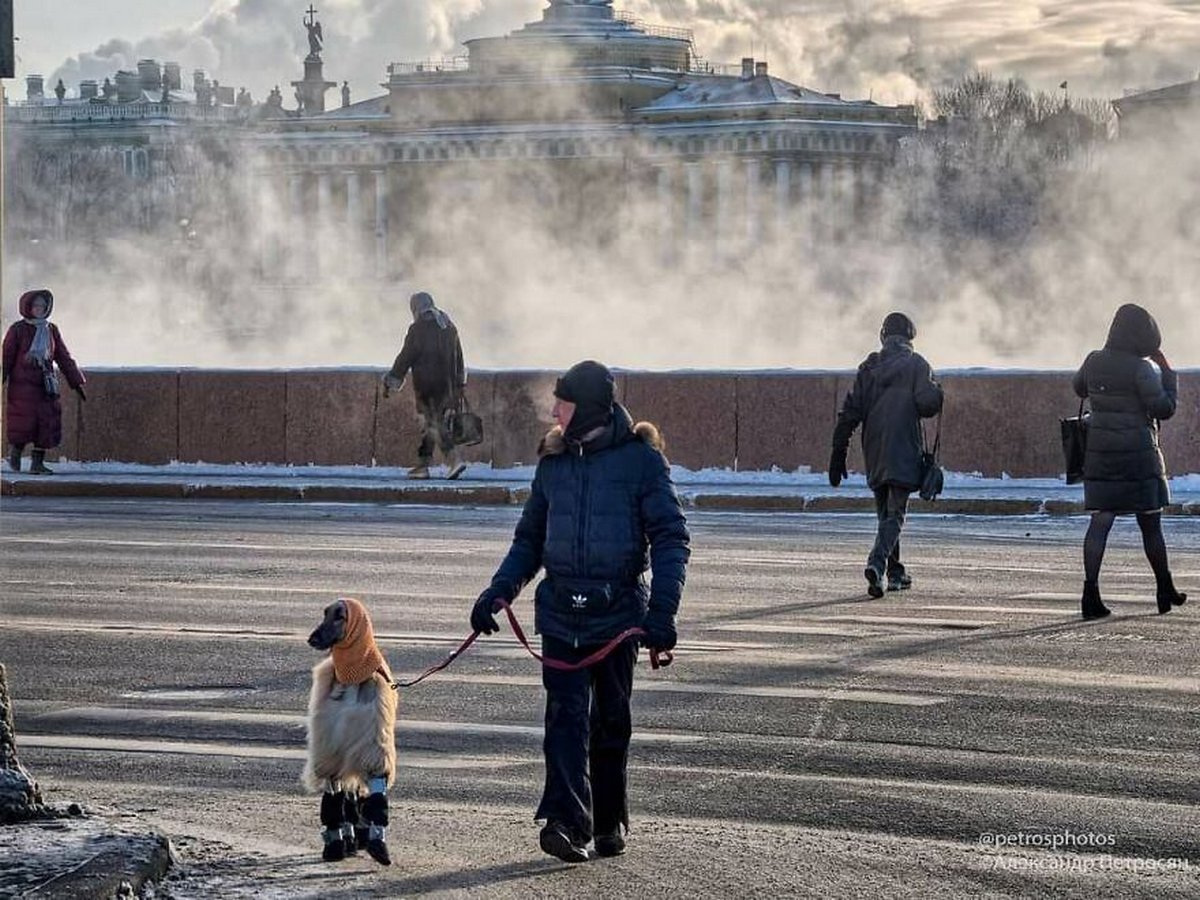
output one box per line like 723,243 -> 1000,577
257,0 -> 918,279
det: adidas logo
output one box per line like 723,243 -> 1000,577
571,593 -> 588,609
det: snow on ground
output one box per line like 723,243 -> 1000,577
14,459 -> 1200,502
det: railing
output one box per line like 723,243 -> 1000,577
613,11 -> 694,43
387,57 -> 470,77
5,101 -> 253,125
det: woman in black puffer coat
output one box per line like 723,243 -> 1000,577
1073,303 -> 1186,619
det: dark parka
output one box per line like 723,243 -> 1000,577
1073,305 -> 1176,512
833,336 -> 944,490
387,314 -> 465,406
486,405 -> 690,647
2,291 -> 85,448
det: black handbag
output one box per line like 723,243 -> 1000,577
918,412 -> 944,502
40,363 -> 60,399
448,395 -> 484,447
1060,399 -> 1088,485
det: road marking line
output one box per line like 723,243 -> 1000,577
28,708 -> 704,744
866,661 -> 1200,694
0,618 -> 773,653
18,734 -> 534,768
820,615 -> 999,630
915,605 -> 1067,617
422,674 -> 944,706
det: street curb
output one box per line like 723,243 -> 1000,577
3,478 -> 1198,516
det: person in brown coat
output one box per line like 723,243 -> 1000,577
2,290 -> 86,475
382,291 -> 467,480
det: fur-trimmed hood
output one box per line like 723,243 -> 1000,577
539,406 -> 665,458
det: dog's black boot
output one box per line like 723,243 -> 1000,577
341,792 -> 360,854
362,791 -> 392,866
322,833 -> 346,862
540,822 -> 589,863
365,838 -> 392,866
594,829 -> 626,858
320,791 -> 346,862
7,443 -> 23,473
1081,580 -> 1111,620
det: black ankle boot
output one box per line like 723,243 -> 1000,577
29,449 -> 53,475
1156,579 -> 1185,614
7,444 -> 23,473
1081,581 -> 1111,620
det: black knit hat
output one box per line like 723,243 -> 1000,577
881,312 -> 916,340
554,360 -> 614,408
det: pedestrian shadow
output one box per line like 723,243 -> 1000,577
379,857 -> 572,895
707,593 -> 876,624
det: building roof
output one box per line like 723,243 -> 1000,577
1114,77 -> 1200,110
312,94 -> 391,120
637,73 -> 867,113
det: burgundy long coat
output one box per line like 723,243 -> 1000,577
2,291 -> 86,448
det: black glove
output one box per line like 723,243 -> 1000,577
471,589 -> 504,635
75,386 -> 87,402
640,607 -> 677,652
828,446 -> 848,487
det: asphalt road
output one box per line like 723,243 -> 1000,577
1,498 -> 1198,898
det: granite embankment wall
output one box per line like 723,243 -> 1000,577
6,369 -> 1197,477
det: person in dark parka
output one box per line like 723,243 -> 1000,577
3,289 -> 86,475
829,312 -> 944,597
382,291 -> 467,479
470,360 -> 689,863
1073,303 -> 1186,619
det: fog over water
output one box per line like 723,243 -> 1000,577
6,2 -> 1198,370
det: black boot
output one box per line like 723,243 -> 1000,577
320,791 -> 346,862
1156,577 -> 1186,614
7,444 -> 23,473
29,449 -> 53,475
341,792 -> 360,855
1081,581 -> 1111,620
361,791 -> 392,866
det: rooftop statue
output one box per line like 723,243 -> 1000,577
304,5 -> 324,57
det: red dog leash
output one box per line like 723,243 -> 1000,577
392,601 -> 673,690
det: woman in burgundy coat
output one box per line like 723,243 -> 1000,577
3,289 -> 86,474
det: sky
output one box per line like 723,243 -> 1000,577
9,0 -> 1200,108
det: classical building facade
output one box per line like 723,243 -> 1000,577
5,0 -> 918,283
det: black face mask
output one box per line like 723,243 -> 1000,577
563,401 -> 613,446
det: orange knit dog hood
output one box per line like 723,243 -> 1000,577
331,597 -> 390,685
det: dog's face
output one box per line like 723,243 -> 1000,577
308,600 -> 348,651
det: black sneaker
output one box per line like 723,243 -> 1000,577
887,572 -> 912,592
540,823 -> 589,863
864,567 -> 884,599
594,830 -> 626,858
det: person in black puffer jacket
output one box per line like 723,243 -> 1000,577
829,312 -> 944,597
1073,303 -> 1186,619
470,360 -> 689,863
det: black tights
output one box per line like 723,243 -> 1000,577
1083,511 -> 1172,585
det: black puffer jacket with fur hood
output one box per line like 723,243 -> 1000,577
486,404 -> 690,647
